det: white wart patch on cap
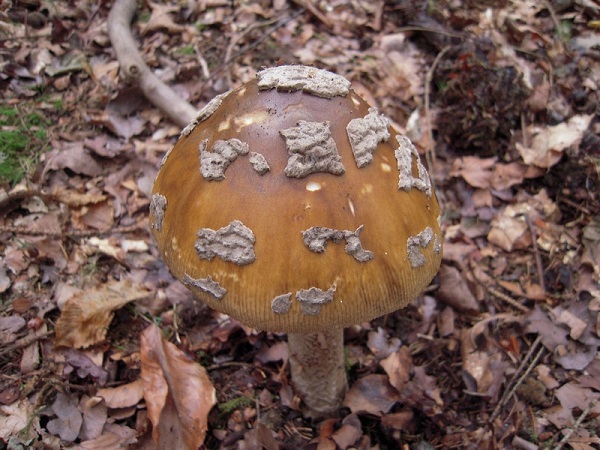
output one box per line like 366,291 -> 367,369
199,138 -> 249,181
407,226 -> 434,268
271,293 -> 293,314
182,274 -> 227,299
150,194 -> 167,232
302,225 -> 374,262
346,108 -> 390,168
181,91 -> 229,136
256,65 -> 351,98
281,121 -> 345,178
195,220 -> 256,265
296,286 -> 336,315
394,135 -> 432,197
249,152 -> 271,175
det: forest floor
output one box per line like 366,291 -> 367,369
1,0 -> 599,449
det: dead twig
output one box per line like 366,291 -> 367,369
107,0 -> 196,127
0,330 -> 54,358
291,0 -> 332,28
554,401 -> 596,450
488,286 -> 530,313
0,222 -> 147,238
424,46 -> 450,177
488,336 -> 545,426
525,215 -> 547,294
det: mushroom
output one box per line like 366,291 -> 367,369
150,65 -> 443,416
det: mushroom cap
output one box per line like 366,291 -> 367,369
151,65 -> 442,333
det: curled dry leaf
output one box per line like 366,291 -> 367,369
140,324 -> 216,449
343,374 -> 401,416
46,393 -> 83,442
78,395 -> 108,441
436,265 -> 479,313
367,327 -> 402,360
97,379 -> 144,409
44,141 -> 103,177
380,347 -> 412,393
461,315 -> 519,398
450,156 -> 496,189
516,114 -> 593,168
0,399 -> 37,442
331,414 -> 362,449
487,207 -> 532,252
54,280 -> 151,349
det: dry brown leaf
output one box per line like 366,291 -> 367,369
491,163 -> 528,191
142,2 -> 187,34
546,382 -> 600,429
380,409 -> 415,431
51,186 -> 107,207
487,208 -> 532,252
516,114 -> 593,168
46,393 -> 83,442
460,315 -> 517,397
366,327 -> 401,359
380,347 -> 412,393
78,423 -> 138,449
436,265 -> 479,313
97,379 -> 144,409
343,374 -> 400,416
0,399 -> 37,442
54,280 -> 150,349
79,396 -> 108,441
331,414 -> 362,449
255,341 -> 288,364
140,324 -> 216,449
450,156 -> 496,189
44,141 -> 103,177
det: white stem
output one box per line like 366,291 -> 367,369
287,329 -> 347,416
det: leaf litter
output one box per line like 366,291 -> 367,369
0,0 -> 599,448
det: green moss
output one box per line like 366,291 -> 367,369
0,105 -> 49,185
218,396 -> 254,415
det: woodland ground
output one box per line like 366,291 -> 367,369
0,0 -> 599,449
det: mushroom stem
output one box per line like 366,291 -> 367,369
287,328 -> 348,416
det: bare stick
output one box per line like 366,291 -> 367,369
107,0 -> 196,127
554,402 -> 595,450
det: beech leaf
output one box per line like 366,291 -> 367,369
140,324 -> 216,449
54,280 -> 150,349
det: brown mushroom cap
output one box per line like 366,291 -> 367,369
151,65 -> 442,333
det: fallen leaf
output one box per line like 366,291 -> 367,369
0,399 -> 37,441
78,423 -> 138,449
44,141 -> 103,177
97,379 -> 144,409
380,347 -> 412,393
450,156 -> 496,189
79,396 -> 107,441
343,374 -> 400,416
400,366 -> 444,415
63,349 -> 109,385
516,114 -> 593,168
491,163 -> 528,191
436,265 -> 479,312
545,382 -> 600,429
332,414 -> 362,449
366,327 -> 401,359
380,409 -> 415,431
487,208 -> 532,251
460,315 -> 517,398
46,393 -> 83,442
0,266 -> 10,293
54,280 -> 150,348
255,341 -> 288,364
140,324 -> 216,449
